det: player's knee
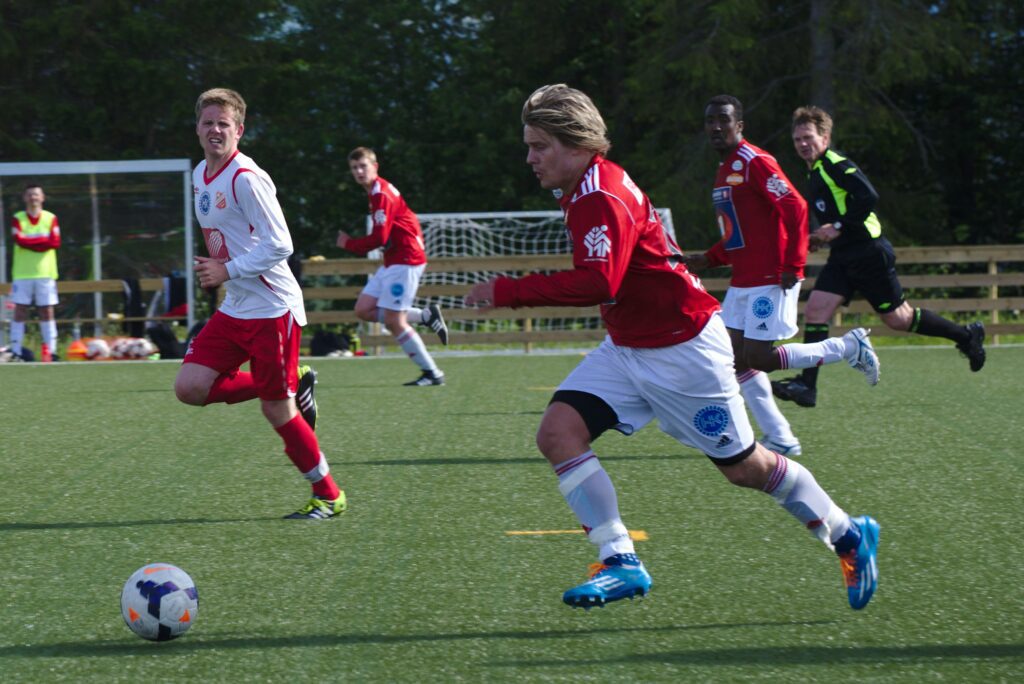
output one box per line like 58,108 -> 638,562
173,378 -> 206,406
716,444 -> 770,489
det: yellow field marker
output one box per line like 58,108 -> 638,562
506,529 -> 648,541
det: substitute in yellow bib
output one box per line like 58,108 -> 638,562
10,184 -> 61,362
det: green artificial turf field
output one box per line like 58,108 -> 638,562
1,346 -> 1021,681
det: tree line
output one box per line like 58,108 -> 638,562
1,0 -> 1020,254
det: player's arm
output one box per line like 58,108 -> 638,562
490,194 -> 630,308
341,193 -> 391,254
12,219 -> 61,252
830,157 -> 880,226
750,157 -> 808,284
223,172 -> 294,281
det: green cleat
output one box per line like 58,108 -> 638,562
284,492 -> 347,520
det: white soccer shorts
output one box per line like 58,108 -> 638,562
556,313 -> 755,461
361,263 -> 427,312
10,278 -> 59,307
720,282 -> 801,341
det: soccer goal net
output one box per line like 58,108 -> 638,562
416,209 -> 676,336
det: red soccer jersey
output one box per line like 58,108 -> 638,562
704,141 -> 808,287
494,156 -> 720,348
344,176 -> 427,267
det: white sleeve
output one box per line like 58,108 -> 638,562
225,171 -> 293,280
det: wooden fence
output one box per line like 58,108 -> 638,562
300,244 -> 1024,349
2,244 -> 1022,349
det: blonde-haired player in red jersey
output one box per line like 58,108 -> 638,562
466,84 -> 879,611
174,88 -> 346,520
337,147 -> 448,386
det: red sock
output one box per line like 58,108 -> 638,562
274,415 -> 340,499
204,370 -> 258,405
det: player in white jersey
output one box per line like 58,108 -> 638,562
174,88 -> 346,520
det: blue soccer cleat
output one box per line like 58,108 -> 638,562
839,515 -> 880,610
562,553 -> 652,609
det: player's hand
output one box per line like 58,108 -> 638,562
681,253 -> 710,273
194,256 -> 230,288
336,230 -> 351,249
465,280 -> 497,310
780,271 -> 798,290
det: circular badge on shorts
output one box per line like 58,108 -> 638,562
694,405 -> 729,437
390,283 -> 405,298
198,191 -> 211,215
752,296 -> 774,319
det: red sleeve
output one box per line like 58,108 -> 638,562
493,194 -> 631,308
749,157 -> 808,273
13,217 -> 61,252
343,193 -> 391,255
704,241 -> 728,268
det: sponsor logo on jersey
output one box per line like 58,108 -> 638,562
215,191 -> 226,210
715,434 -> 734,449
816,199 -> 826,212
552,188 -> 564,200
752,296 -> 774,319
198,191 -> 211,215
756,322 -> 769,330
765,174 -> 790,198
583,225 -> 611,259
731,160 -> 743,171
373,209 -> 387,226
726,173 -> 744,186
693,405 -> 729,437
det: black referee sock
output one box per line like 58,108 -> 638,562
909,308 -> 970,345
799,324 -> 830,389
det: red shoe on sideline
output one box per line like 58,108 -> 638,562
40,343 -> 53,363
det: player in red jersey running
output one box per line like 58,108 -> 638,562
174,88 -> 345,520
466,84 -> 879,611
686,96 -> 881,439
338,147 -> 448,386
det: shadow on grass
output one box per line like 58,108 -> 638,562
0,516 -> 278,532
0,619 -> 839,658
346,453 -> 703,466
486,643 -> 1024,668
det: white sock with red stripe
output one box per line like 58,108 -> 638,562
396,328 -> 439,373
737,369 -> 796,443
554,450 -> 634,560
775,336 -> 846,369
763,453 -> 851,548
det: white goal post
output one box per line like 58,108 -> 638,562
0,159 -> 195,343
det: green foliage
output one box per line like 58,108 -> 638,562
1,349 -> 1023,680
0,0 -> 1020,255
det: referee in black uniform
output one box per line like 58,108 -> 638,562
773,105 -> 986,408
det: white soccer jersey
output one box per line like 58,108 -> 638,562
193,151 -> 306,325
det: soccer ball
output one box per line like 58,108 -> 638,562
85,338 -> 111,360
121,563 -> 199,641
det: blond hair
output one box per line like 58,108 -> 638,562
521,84 -> 611,155
195,88 -> 247,126
792,105 -> 833,137
348,146 -> 378,163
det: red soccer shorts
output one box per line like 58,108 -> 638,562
184,310 -> 301,401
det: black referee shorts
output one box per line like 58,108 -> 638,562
813,237 -> 905,314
